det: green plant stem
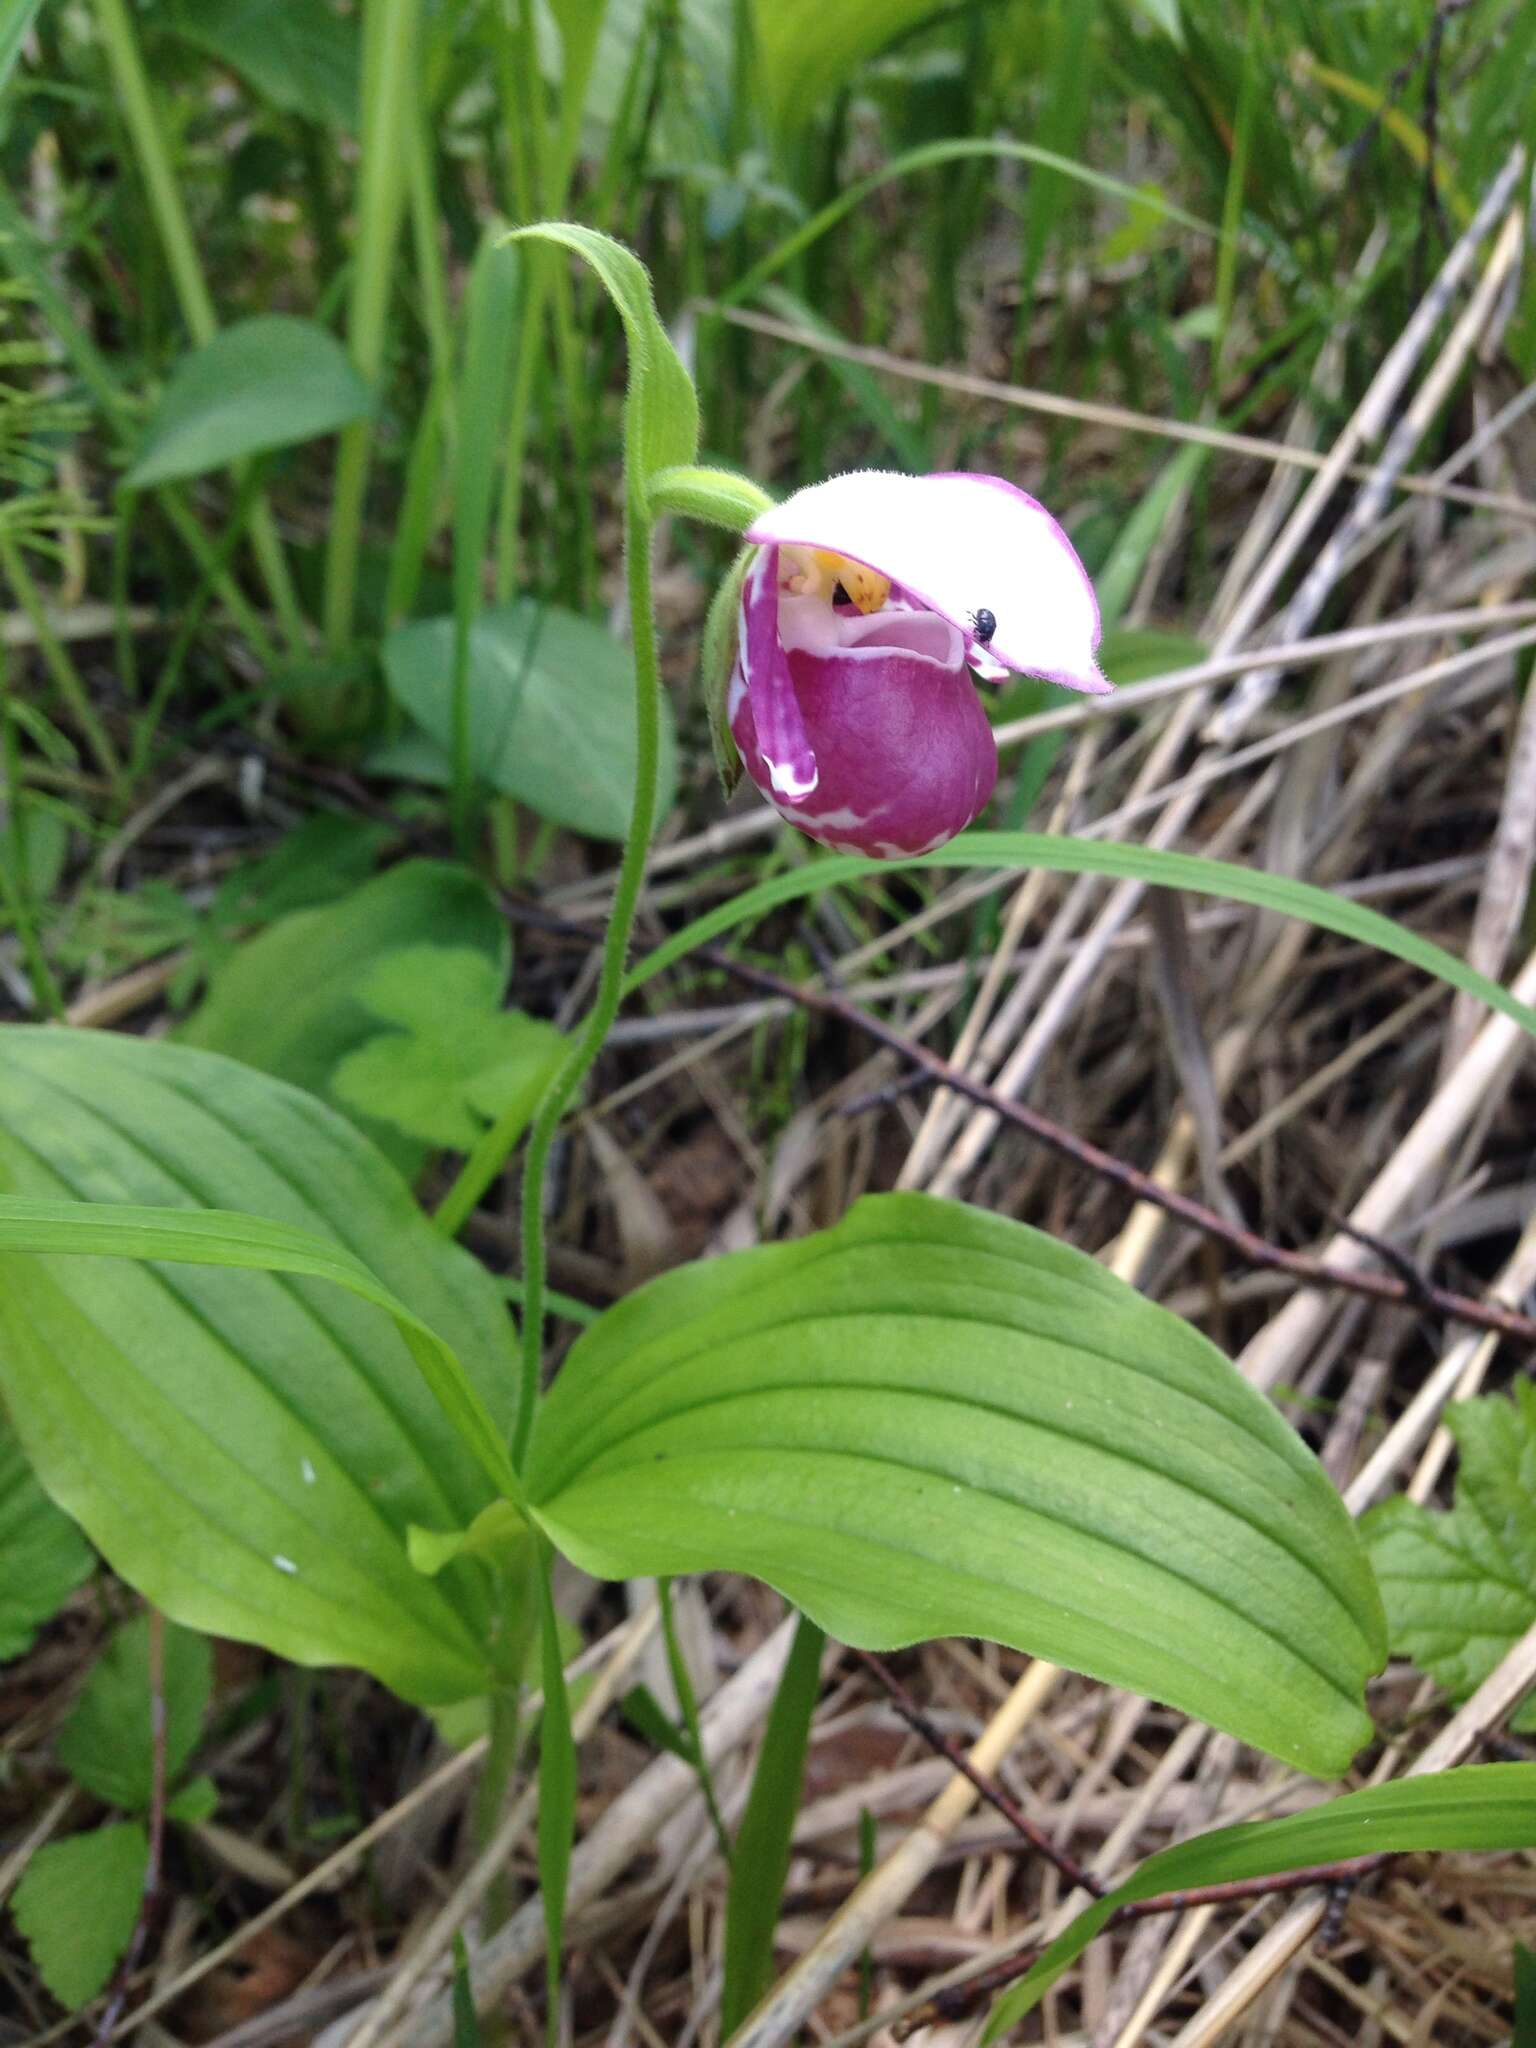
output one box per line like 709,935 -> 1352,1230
322,0 -> 420,657
658,1578 -> 731,1863
437,502 -> 660,1457
0,540 -> 122,791
91,0 -> 307,658
473,1680 -> 524,1930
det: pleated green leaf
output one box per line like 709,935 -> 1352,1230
0,1029 -> 520,1704
0,1409 -> 93,1660
528,1194 -> 1385,1776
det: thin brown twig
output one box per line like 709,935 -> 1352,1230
688,943 -> 1536,1349
917,1854 -> 1395,2023
499,894 -> 1536,1345
851,1651 -> 1105,1897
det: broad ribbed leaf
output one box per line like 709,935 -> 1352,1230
0,1410 -> 92,1660
381,604 -> 678,843
984,1764 -> 1536,2034
157,0 -> 360,128
181,857 -> 506,1171
125,315 -> 372,487
0,1029 -> 519,1704
528,1195 -> 1385,1776
751,0 -> 961,132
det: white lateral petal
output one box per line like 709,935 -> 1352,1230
747,470 -> 1108,695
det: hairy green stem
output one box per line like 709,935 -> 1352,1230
506,502 -> 659,1467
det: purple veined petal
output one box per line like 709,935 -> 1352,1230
746,470 -> 1110,696
740,545 -> 819,799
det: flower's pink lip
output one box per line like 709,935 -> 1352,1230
778,595 -> 963,668
746,470 -> 1112,696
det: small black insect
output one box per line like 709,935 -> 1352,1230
969,607 -> 998,647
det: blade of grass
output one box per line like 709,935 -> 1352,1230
622,832 -> 1536,1045
720,1612 -> 825,2039
658,1578 -> 731,1865
90,0 -> 306,657
721,138 -> 1228,312
450,230 -> 521,852
535,1547 -> 575,2048
322,0 -> 422,657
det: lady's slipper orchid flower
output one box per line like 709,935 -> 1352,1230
727,470 -> 1107,858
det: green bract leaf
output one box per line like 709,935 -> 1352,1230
333,947 -> 564,1152
0,1409 -> 92,1660
0,1029 -> 521,1704
624,832 -> 1536,1045
1365,1388 -> 1536,1732
701,546 -> 751,796
57,1616 -> 210,1811
156,0 -> 360,127
125,315 -> 373,487
647,464 -> 773,533
181,859 -> 507,1171
528,1194 -> 1384,1776
381,603 -> 678,843
984,1764 -> 1536,2034
506,223 -> 697,496
12,1822 -> 149,2010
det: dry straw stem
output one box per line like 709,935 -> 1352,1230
724,1658 -> 1062,2048
1238,942 -> 1536,1393
907,148 -> 1529,1208
1163,1615 -> 1536,2048
704,303 -> 1536,527
1345,1206 -> 1536,1515
1206,166 -> 1530,743
53,1614 -> 652,2048
1443,649 -> 1536,1068
335,1600 -> 661,2048
367,1616 -> 800,2048
544,602 -> 1536,918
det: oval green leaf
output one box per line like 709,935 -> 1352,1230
125,314 -> 373,488
381,603 -> 678,843
527,1193 -> 1385,1777
0,1028 -> 519,1704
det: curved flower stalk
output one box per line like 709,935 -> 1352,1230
727,470 -> 1108,858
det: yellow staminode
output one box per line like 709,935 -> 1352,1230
781,546 -> 890,614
